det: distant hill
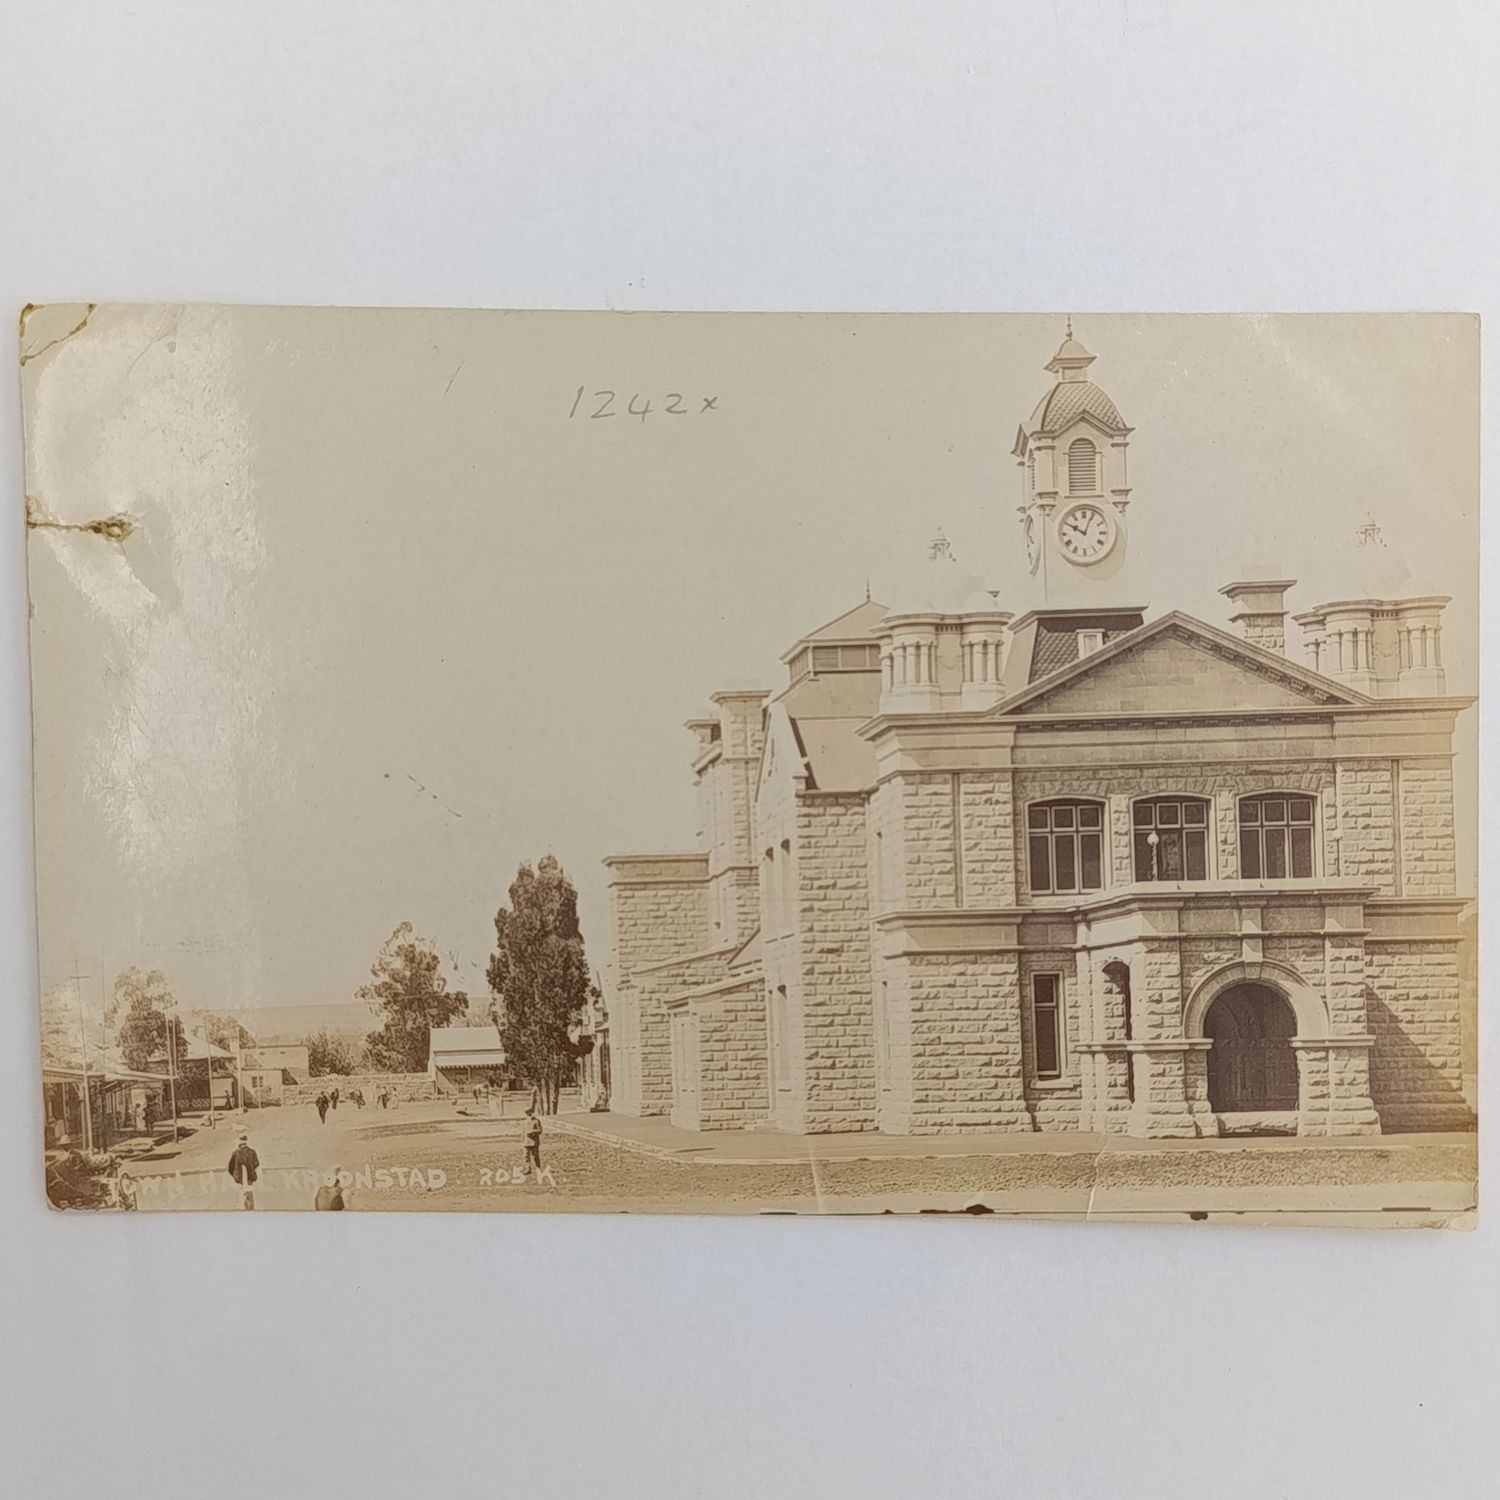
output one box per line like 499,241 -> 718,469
195,1001 -> 381,1046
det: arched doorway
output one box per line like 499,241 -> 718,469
1204,983 -> 1298,1113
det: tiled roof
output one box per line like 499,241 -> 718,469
1029,379 -> 1128,435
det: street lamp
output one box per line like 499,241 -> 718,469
1147,829 -> 1160,882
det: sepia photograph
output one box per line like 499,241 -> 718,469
22,306 -> 1478,1224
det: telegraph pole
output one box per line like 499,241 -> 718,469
165,1004 -> 180,1144
69,958 -> 95,1154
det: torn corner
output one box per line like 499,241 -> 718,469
19,302 -> 97,365
25,497 -> 135,543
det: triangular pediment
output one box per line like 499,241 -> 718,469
993,613 -> 1369,717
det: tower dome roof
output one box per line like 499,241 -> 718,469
1027,379 -> 1129,436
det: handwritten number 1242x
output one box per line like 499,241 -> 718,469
568,388 -> 720,422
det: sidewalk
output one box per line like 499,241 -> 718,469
554,1110 -> 1477,1166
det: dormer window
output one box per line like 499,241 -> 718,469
1067,437 -> 1098,494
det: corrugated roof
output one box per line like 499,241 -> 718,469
429,1025 -> 503,1054
431,1052 -> 507,1069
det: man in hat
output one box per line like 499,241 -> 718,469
314,1167 -> 346,1211
226,1132 -> 260,1211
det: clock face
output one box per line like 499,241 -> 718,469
1056,503 -> 1115,564
1024,513 -> 1040,573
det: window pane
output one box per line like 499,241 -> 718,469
1028,806 -> 1049,831
1053,805 -> 1076,830
1289,796 -> 1314,824
1290,825 -> 1313,877
1078,804 -> 1103,829
1033,973 -> 1058,1006
1080,834 -> 1102,889
1134,832 -> 1154,881
1240,801 -> 1260,826
1159,830 -> 1185,879
1028,835 -> 1052,892
1265,827 -> 1288,878
1264,798 -> 1286,825
1186,831 -> 1207,881
1055,836 -> 1077,891
1158,802 -> 1180,827
1133,802 -> 1153,828
1034,1000 -> 1060,1078
1183,801 -> 1207,826
1241,831 -> 1262,878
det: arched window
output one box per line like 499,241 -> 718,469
1238,794 -> 1315,879
1067,437 -> 1098,493
1027,799 -> 1105,894
1133,797 -> 1210,881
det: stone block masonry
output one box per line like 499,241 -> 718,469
793,794 -> 878,1133
693,982 -> 770,1129
895,953 -> 1030,1135
1367,940 -> 1472,1131
606,855 -> 711,1117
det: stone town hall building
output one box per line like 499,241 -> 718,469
604,331 -> 1473,1140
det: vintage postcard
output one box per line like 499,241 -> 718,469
21,306 -> 1478,1224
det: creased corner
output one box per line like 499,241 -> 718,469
19,302 -> 97,365
25,496 -> 135,543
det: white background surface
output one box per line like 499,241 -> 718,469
1,4 -> 1496,1496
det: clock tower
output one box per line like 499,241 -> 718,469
1012,323 -> 1135,608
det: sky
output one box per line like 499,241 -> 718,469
23,307 -> 1479,1015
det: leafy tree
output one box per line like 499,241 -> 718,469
113,968 -> 187,1073
197,1010 -> 251,1052
360,922 -> 468,1073
303,1028 -> 364,1077
40,986 -> 92,1068
487,856 -> 591,1113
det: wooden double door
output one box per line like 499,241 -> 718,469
1205,983 -> 1299,1113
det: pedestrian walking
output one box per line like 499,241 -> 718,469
330,1087 -> 339,1110
316,1091 -> 329,1123
226,1133 -> 260,1210
523,1103 -> 544,1178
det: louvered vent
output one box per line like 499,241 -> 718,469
1067,437 -> 1097,493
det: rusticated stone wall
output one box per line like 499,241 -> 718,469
794,793 -> 877,1133
694,983 -> 770,1130
1366,940 -> 1471,1130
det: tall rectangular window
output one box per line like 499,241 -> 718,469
1031,974 -> 1063,1080
1239,794 -> 1315,879
1027,800 -> 1105,894
1133,797 -> 1209,881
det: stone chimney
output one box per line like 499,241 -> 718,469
1219,576 -> 1295,656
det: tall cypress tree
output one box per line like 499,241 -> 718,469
487,856 -> 590,1113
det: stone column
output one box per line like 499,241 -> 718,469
1125,1043 -> 1207,1138
1294,1037 -> 1380,1137
1079,959 -> 1134,1133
